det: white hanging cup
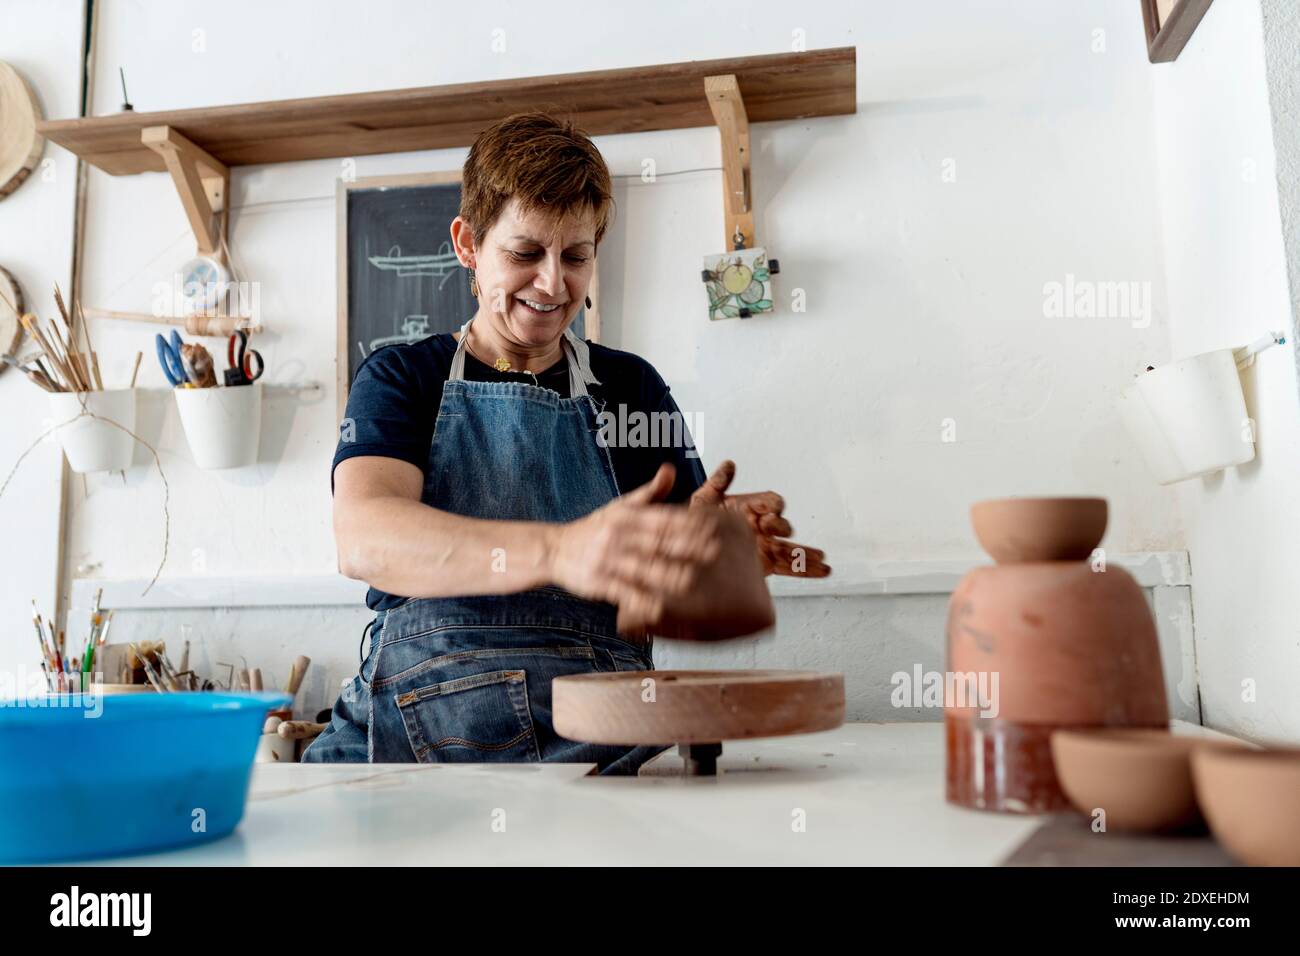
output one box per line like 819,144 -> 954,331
174,382 -> 262,469
47,388 -> 137,473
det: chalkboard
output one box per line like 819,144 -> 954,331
336,171 -> 590,416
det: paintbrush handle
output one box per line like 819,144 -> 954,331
19,315 -> 74,390
7,360 -> 56,391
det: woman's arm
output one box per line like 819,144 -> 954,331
334,455 -> 552,596
334,456 -> 726,624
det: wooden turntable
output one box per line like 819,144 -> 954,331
554,669 -> 846,775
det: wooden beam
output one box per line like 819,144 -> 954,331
37,48 -> 857,176
141,125 -> 229,255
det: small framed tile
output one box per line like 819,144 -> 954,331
703,247 -> 774,320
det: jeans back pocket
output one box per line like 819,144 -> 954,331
395,669 -> 540,762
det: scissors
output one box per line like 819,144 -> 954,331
155,330 -> 190,387
225,329 -> 264,386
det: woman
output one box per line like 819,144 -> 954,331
306,112 -> 829,773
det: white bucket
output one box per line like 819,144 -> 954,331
47,389 -> 137,473
174,382 -> 261,469
1119,348 -> 1255,484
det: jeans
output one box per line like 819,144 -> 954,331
303,590 -> 668,775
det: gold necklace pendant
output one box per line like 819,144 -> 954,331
493,357 -> 512,372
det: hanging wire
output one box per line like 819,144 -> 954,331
0,394 -> 171,596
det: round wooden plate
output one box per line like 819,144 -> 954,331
0,266 -> 24,366
0,61 -> 44,201
553,669 -> 846,745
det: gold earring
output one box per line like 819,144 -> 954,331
468,268 -> 479,298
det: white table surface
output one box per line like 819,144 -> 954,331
80,720 -> 1219,866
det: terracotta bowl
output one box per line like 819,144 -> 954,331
971,497 -> 1107,564
1051,729 -> 1246,832
1193,747 -> 1300,866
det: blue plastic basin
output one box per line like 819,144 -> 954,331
0,691 -> 289,863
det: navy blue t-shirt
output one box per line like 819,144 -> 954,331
333,334 -> 708,610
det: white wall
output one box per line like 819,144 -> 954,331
40,0 -> 1192,718
0,0 -> 85,689
1151,0 -> 1300,744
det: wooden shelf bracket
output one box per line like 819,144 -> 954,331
1140,0 -> 1214,63
141,125 -> 229,256
705,74 -> 754,252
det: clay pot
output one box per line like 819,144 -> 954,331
946,496 -> 1169,814
1192,747 -> 1300,866
971,497 -> 1107,564
628,509 -> 774,642
948,562 -> 1166,725
1051,729 -> 1246,832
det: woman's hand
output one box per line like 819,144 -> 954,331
549,464 -> 728,631
690,460 -> 831,578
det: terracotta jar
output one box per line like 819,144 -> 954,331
945,498 -> 1168,813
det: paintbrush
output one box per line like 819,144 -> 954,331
41,315 -> 84,391
18,315 -> 72,390
130,643 -> 168,692
97,609 -> 114,646
53,314 -> 92,392
16,351 -> 61,392
21,353 -> 60,390
87,588 -> 105,648
30,601 -> 52,669
50,289 -> 88,391
75,300 -> 103,390
2,355 -> 56,391
52,285 -> 76,350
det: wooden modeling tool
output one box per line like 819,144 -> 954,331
285,655 -> 310,702
276,720 -> 326,740
553,670 -> 845,775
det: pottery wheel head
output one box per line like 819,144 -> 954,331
553,669 -> 845,746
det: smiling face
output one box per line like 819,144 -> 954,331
452,198 -> 597,351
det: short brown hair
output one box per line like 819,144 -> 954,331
460,111 -> 615,248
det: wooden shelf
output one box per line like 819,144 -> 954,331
37,48 -> 855,176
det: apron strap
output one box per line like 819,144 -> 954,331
449,319 -> 601,397
448,320 -> 473,382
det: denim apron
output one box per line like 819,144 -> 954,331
305,323 -> 666,775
